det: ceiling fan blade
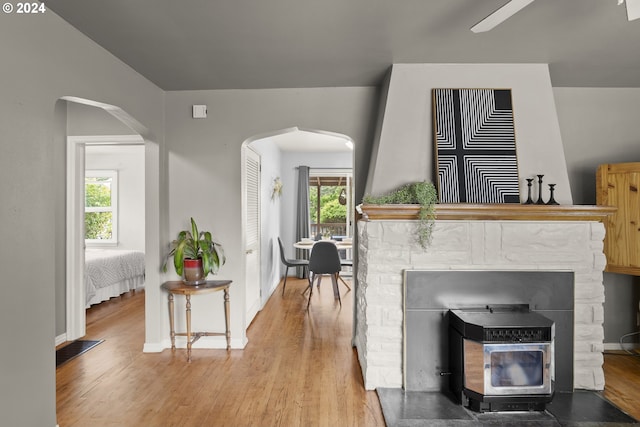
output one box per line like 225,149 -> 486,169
625,0 -> 640,20
471,0 -> 536,33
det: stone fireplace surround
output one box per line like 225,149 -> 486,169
354,204 -> 615,392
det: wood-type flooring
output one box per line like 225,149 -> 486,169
56,279 -> 640,426
56,278 -> 384,427
603,348 -> 640,421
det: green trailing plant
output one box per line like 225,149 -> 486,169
162,217 -> 226,277
363,181 -> 438,249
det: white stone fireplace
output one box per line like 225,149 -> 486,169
354,204 -> 614,392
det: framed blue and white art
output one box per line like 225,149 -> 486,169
432,88 -> 520,204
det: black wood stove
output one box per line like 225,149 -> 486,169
449,306 -> 555,412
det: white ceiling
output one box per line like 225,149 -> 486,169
257,129 -> 354,152
45,0 -> 640,90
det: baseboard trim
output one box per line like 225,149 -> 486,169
143,342 -> 165,353
55,333 -> 67,347
604,342 -> 640,351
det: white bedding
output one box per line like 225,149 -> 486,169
85,249 -> 145,307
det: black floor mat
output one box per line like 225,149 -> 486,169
56,340 -> 104,367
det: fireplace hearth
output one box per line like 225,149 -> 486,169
377,388 -> 639,426
449,306 -> 555,412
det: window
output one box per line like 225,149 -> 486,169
85,170 -> 118,245
309,170 -> 352,239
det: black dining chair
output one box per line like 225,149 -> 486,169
338,258 -> 352,291
278,237 -> 309,296
307,241 -> 343,306
333,236 -> 352,291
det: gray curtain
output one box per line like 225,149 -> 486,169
295,166 -> 310,277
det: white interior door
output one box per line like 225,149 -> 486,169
244,148 -> 261,324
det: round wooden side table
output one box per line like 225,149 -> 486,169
161,280 -> 232,362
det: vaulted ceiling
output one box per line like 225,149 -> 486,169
47,0 -> 640,90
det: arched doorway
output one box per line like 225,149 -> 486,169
61,96 -> 160,343
241,127 -> 355,325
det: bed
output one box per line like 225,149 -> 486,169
85,248 -> 146,307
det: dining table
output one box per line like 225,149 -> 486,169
293,239 -> 354,294
293,239 -> 352,251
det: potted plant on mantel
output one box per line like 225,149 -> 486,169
361,181 -> 438,250
162,217 -> 226,285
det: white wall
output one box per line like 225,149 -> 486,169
553,87 -> 640,204
85,145 -> 146,251
367,64 -> 572,204
68,101 -> 137,135
0,11 -> 164,427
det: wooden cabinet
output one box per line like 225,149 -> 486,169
596,162 -> 640,275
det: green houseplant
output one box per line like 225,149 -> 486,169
363,181 -> 438,249
163,217 -> 226,285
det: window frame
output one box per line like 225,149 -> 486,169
308,168 -> 353,238
84,169 -> 118,246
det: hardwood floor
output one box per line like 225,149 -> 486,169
603,349 -> 640,421
56,279 -> 385,427
56,280 -> 640,426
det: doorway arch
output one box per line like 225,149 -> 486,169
61,96 -> 161,344
241,126 -> 355,328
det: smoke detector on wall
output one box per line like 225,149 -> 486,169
192,105 -> 207,119
471,0 -> 640,33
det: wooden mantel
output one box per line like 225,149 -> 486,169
359,204 -> 616,222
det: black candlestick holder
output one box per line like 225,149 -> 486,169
546,184 -> 559,205
536,174 -> 545,204
524,178 -> 534,204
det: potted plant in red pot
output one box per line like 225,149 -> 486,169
163,217 -> 226,285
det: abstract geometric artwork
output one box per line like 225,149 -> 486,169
433,88 -> 520,203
